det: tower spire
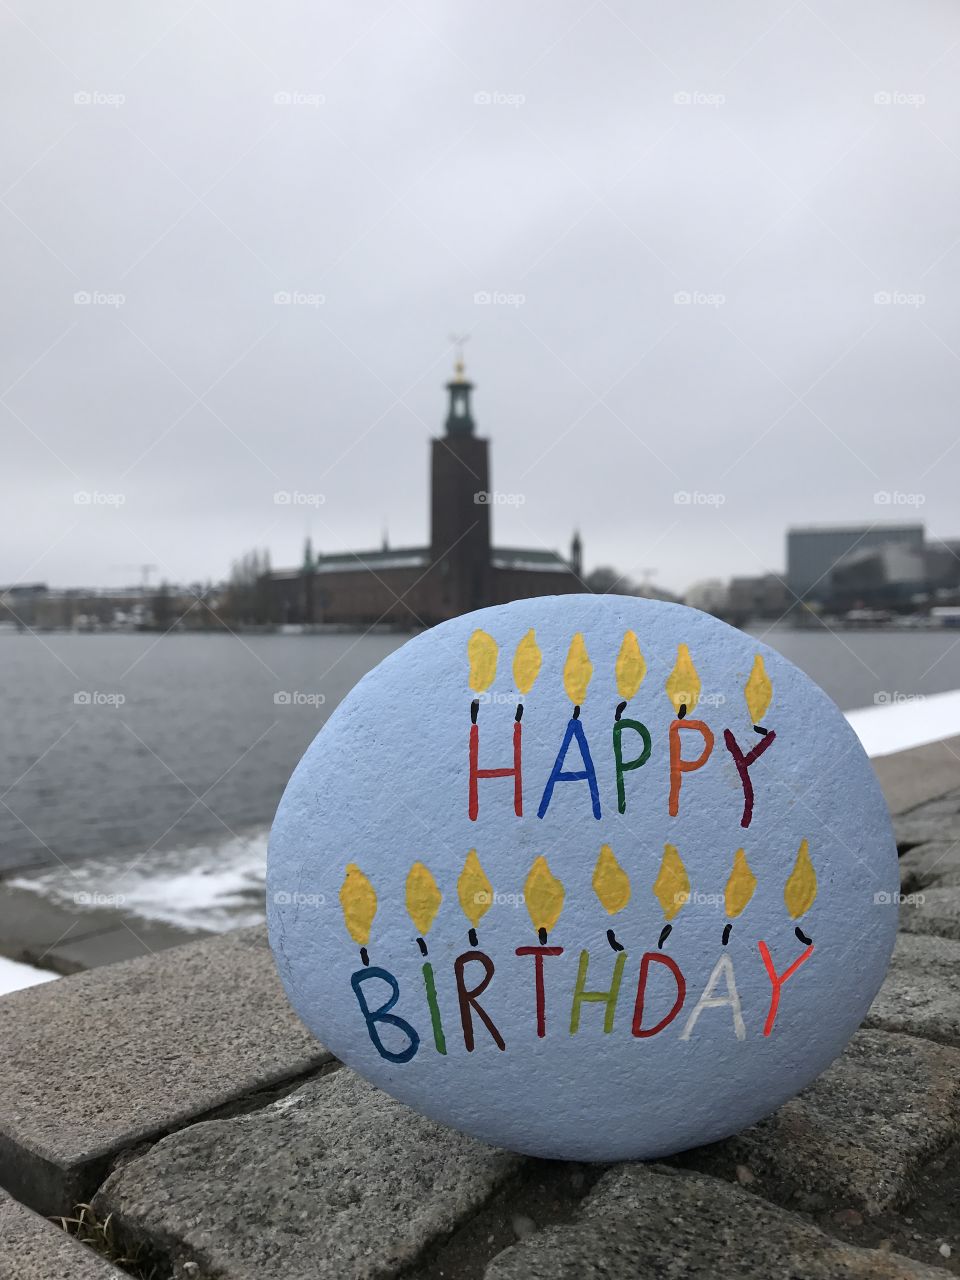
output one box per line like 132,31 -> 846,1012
445,334 -> 475,435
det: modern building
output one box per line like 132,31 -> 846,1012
786,524 -> 925,605
266,360 -> 583,627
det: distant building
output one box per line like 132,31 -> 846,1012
267,360 -> 583,627
685,579 -> 729,615
726,574 -> 791,623
786,524 -> 925,605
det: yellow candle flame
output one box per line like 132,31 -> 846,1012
724,848 -> 757,919
592,843 -> 631,915
665,643 -> 700,715
457,849 -> 493,929
784,839 -> 817,919
615,630 -> 646,702
405,861 -> 442,936
339,863 -> 377,945
467,629 -> 498,693
524,855 -> 565,933
513,628 -> 542,696
653,843 -> 690,921
563,633 -> 593,705
744,654 -> 773,724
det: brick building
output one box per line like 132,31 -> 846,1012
267,360 -> 583,627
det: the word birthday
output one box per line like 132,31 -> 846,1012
339,837 -> 818,1065
467,629 -> 776,827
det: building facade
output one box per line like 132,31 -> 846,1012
786,524 -> 925,604
267,362 -> 583,627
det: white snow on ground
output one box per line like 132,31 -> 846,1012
10,828 -> 268,934
845,688 -> 960,759
0,954 -> 57,995
7,694 -> 960,936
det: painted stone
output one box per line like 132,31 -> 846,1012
267,595 -> 898,1161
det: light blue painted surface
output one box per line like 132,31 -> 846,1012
267,595 -> 898,1160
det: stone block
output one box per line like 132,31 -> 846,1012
484,1164 -> 948,1280
95,1068 -> 520,1280
894,812 -> 960,851
899,843 -> 960,891
898,887 -> 960,942
0,927 -> 329,1215
866,932 -> 960,1045
0,1189 -> 127,1279
678,1028 -> 960,1214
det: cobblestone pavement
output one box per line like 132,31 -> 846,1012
2,786 -> 960,1278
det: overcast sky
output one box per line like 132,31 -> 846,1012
3,0 -> 960,595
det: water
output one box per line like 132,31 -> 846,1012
2,626 -> 959,886
0,631 -> 404,874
